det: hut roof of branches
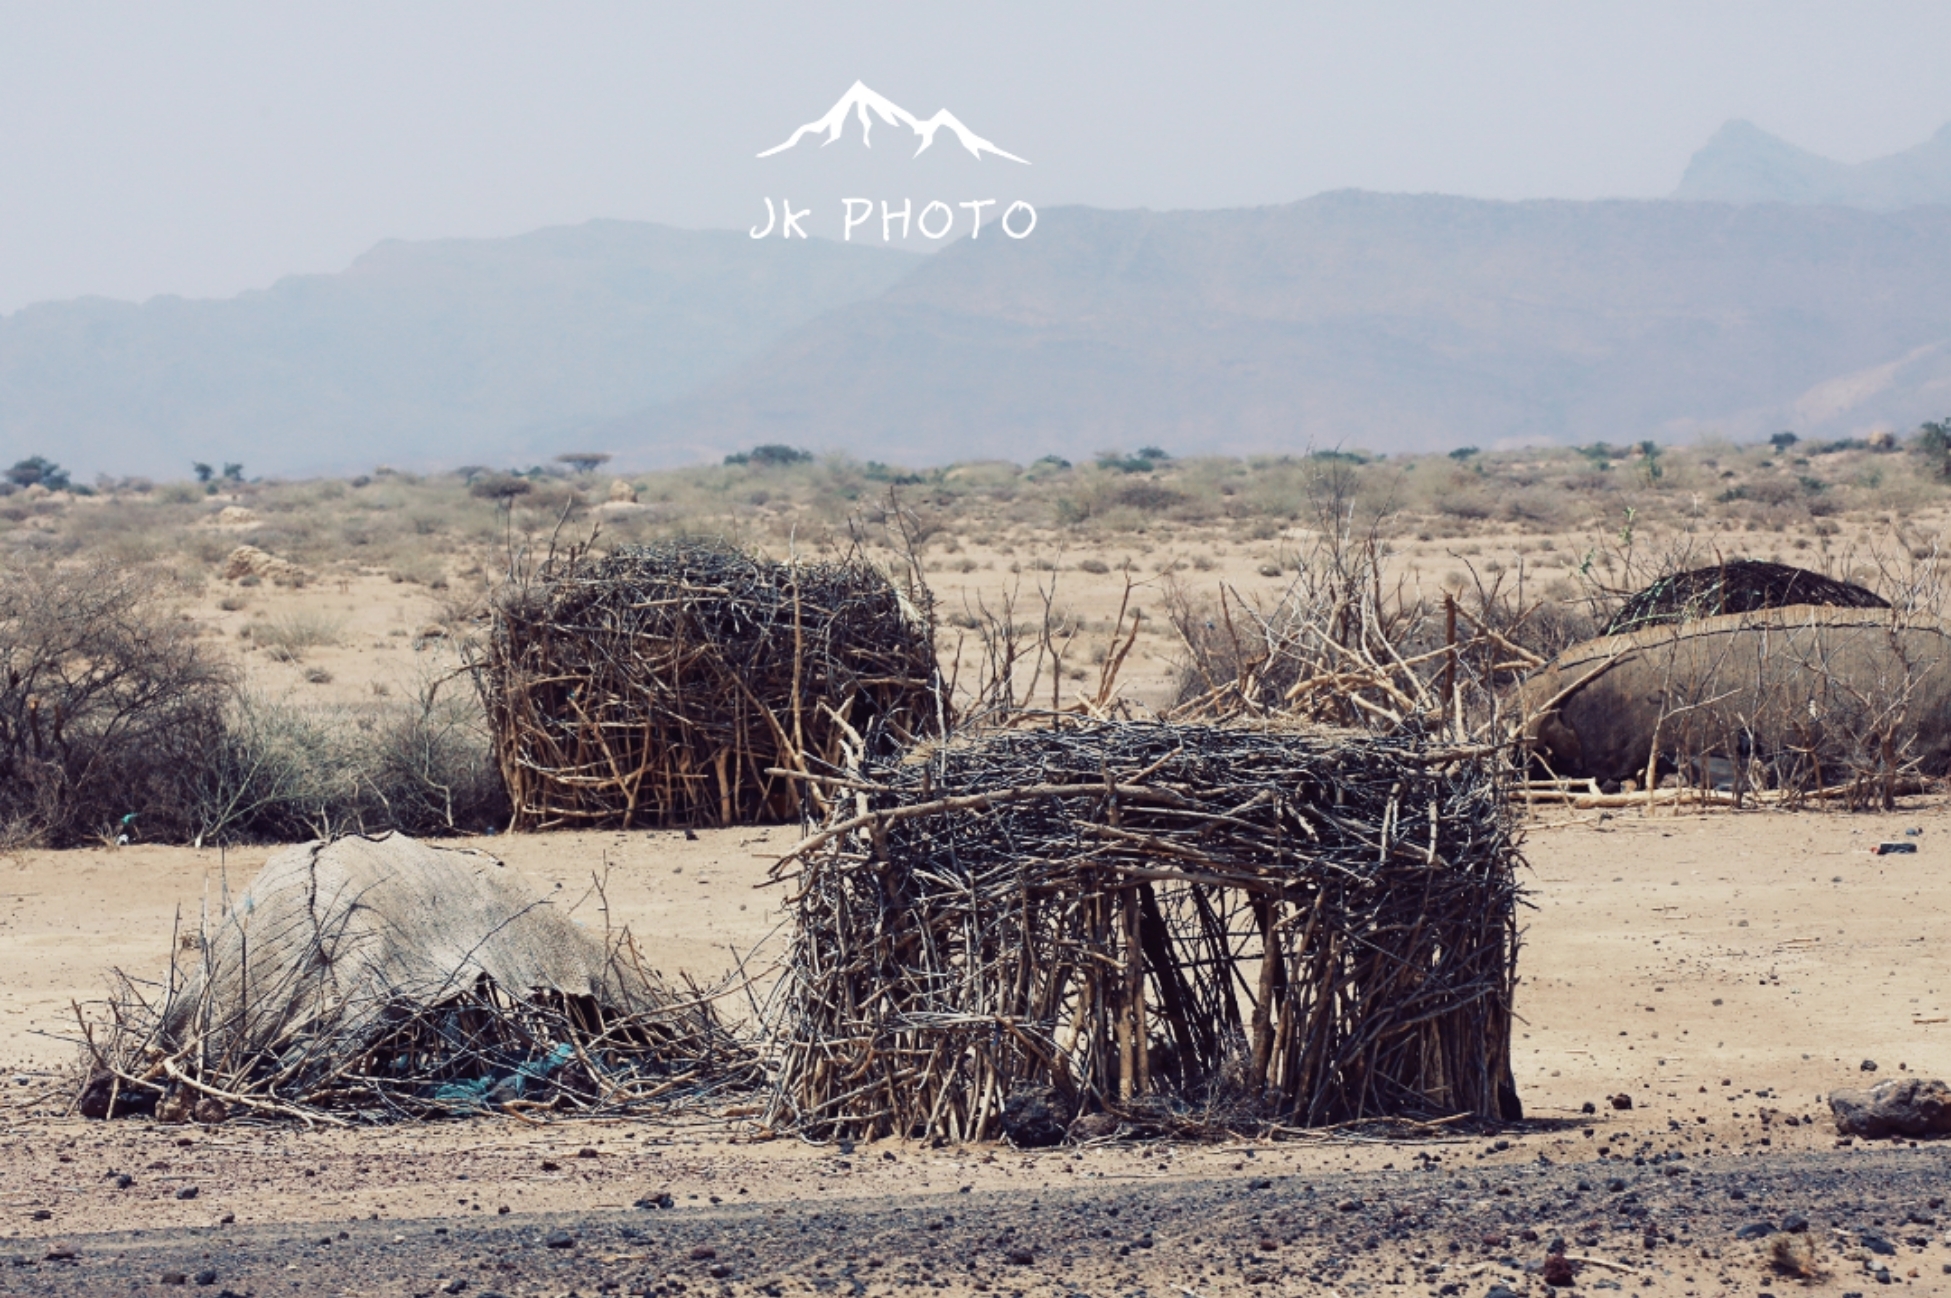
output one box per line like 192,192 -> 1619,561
765,722 -> 1523,1143
1603,559 -> 1886,637
484,540 -> 939,830
79,834 -> 749,1124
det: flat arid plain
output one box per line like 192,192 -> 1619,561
4,442 -> 1951,1296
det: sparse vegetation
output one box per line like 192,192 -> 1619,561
6,419 -> 1951,845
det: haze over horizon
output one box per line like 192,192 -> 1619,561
8,2 -> 1951,315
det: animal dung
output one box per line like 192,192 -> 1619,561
763,720 -> 1524,1141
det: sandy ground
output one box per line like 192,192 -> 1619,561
5,804 -> 1951,1295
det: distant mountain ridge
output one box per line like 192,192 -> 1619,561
602,192 -> 1951,464
1674,119 -> 1951,209
14,189 -> 1951,479
0,221 -> 917,478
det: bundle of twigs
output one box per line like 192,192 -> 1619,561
763,721 -> 1523,1143
482,539 -> 939,829
1602,559 -> 1887,637
72,837 -> 755,1125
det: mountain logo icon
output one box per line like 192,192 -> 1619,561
758,80 -> 1029,165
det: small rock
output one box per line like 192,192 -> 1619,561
633,1193 -> 675,1210
30,1210 -> 51,1222
1604,1177 -> 1627,1193
1004,1248 -> 1035,1265
1609,1093 -> 1634,1110
440,1279 -> 468,1294
112,1173 -> 134,1189
1862,1059 -> 1880,1072
1861,1231 -> 1898,1257
707,1263 -> 732,1278
1782,1213 -> 1809,1233
1735,1222 -> 1776,1240
191,1097 -> 228,1126
1067,1112 -> 1120,1141
689,1245 -> 717,1262
193,1270 -> 217,1287
1488,1287 -> 1522,1298
1829,1078 -> 1951,1138
175,1186 -> 199,1200
161,1273 -> 188,1286
542,1230 -> 575,1249
538,1160 -> 560,1172
576,1147 -> 599,1159
1542,1253 -> 1579,1287
43,1246 -> 76,1262
1000,1084 -> 1071,1148
154,1088 -> 188,1126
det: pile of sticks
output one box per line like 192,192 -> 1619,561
763,721 -> 1523,1142
74,925 -> 751,1127
482,540 -> 939,829
76,932 -> 749,1124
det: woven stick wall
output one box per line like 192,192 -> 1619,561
483,541 -> 939,829
765,722 -> 1523,1141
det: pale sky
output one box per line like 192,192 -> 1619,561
5,1 -> 1951,314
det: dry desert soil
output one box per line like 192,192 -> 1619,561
4,807 -> 1951,1297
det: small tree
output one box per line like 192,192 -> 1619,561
192,462 -> 214,484
1915,420 -> 1951,478
555,452 -> 612,475
750,444 -> 812,467
1769,431 -> 1799,452
1448,446 -> 1479,461
6,456 -> 70,491
468,473 -> 534,504
222,462 -> 244,482
1636,439 -> 1664,485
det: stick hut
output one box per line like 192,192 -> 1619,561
483,540 -> 938,829
765,721 -> 1523,1142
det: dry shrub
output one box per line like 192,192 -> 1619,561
0,561 -> 233,846
185,687 -> 507,846
1766,1232 -> 1822,1279
253,610 -> 344,662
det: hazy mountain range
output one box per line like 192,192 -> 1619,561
10,122 -> 1951,479
0,222 -> 917,478
1674,119 -> 1951,209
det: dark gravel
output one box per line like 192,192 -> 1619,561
5,1146 -> 1949,1296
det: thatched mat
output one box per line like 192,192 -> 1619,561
765,721 -> 1523,1142
483,539 -> 938,830
1519,606 -> 1951,797
1602,559 -> 1886,637
77,833 -> 748,1123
